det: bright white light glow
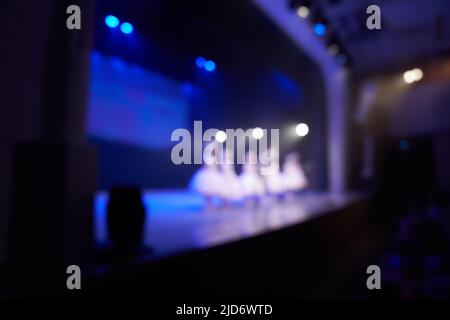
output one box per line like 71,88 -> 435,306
297,6 -> 310,18
403,68 -> 423,84
295,123 -> 309,137
403,71 -> 415,84
412,68 -> 423,81
215,130 -> 227,143
252,127 -> 264,140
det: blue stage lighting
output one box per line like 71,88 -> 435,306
120,22 -> 134,35
313,23 -> 326,36
105,15 -> 120,28
204,60 -> 216,72
196,57 -> 206,68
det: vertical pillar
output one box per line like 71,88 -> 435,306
7,0 -> 97,296
252,0 -> 350,194
325,70 -> 349,194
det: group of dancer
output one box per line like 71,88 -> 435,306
189,146 -> 308,207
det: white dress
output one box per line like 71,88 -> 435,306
189,144 -> 227,199
239,152 -> 266,198
282,155 -> 308,192
263,148 -> 286,195
189,164 -> 226,199
220,163 -> 243,201
264,170 -> 286,195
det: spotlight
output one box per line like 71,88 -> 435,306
403,70 -> 415,84
120,22 -> 134,34
328,43 -> 340,56
297,6 -> 310,18
215,130 -> 227,143
204,60 -> 216,72
314,23 -> 327,36
311,9 -> 328,37
326,34 -> 341,55
295,123 -> 309,137
196,57 -> 206,68
403,68 -> 423,84
252,127 -> 264,140
105,15 -> 120,28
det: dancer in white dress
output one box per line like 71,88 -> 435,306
263,147 -> 286,197
219,148 -> 243,202
239,151 -> 266,200
282,152 -> 308,193
189,144 -> 226,207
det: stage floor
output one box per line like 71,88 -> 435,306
94,191 -> 363,258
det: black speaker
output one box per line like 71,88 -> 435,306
107,186 -> 146,245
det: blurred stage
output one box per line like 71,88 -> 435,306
94,191 -> 363,258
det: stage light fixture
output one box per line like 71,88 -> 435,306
313,23 -> 327,36
105,15 -> 120,28
120,22 -> 134,34
403,70 -> 415,84
204,60 -> 216,72
328,43 -> 340,56
297,6 -> 310,18
326,34 -> 342,57
215,130 -> 227,143
295,123 -> 309,137
252,127 -> 264,140
412,68 -> 423,81
310,8 -> 329,37
196,57 -> 206,68
403,68 -> 423,84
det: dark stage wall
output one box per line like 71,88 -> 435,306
359,59 -> 450,198
90,137 -> 193,189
